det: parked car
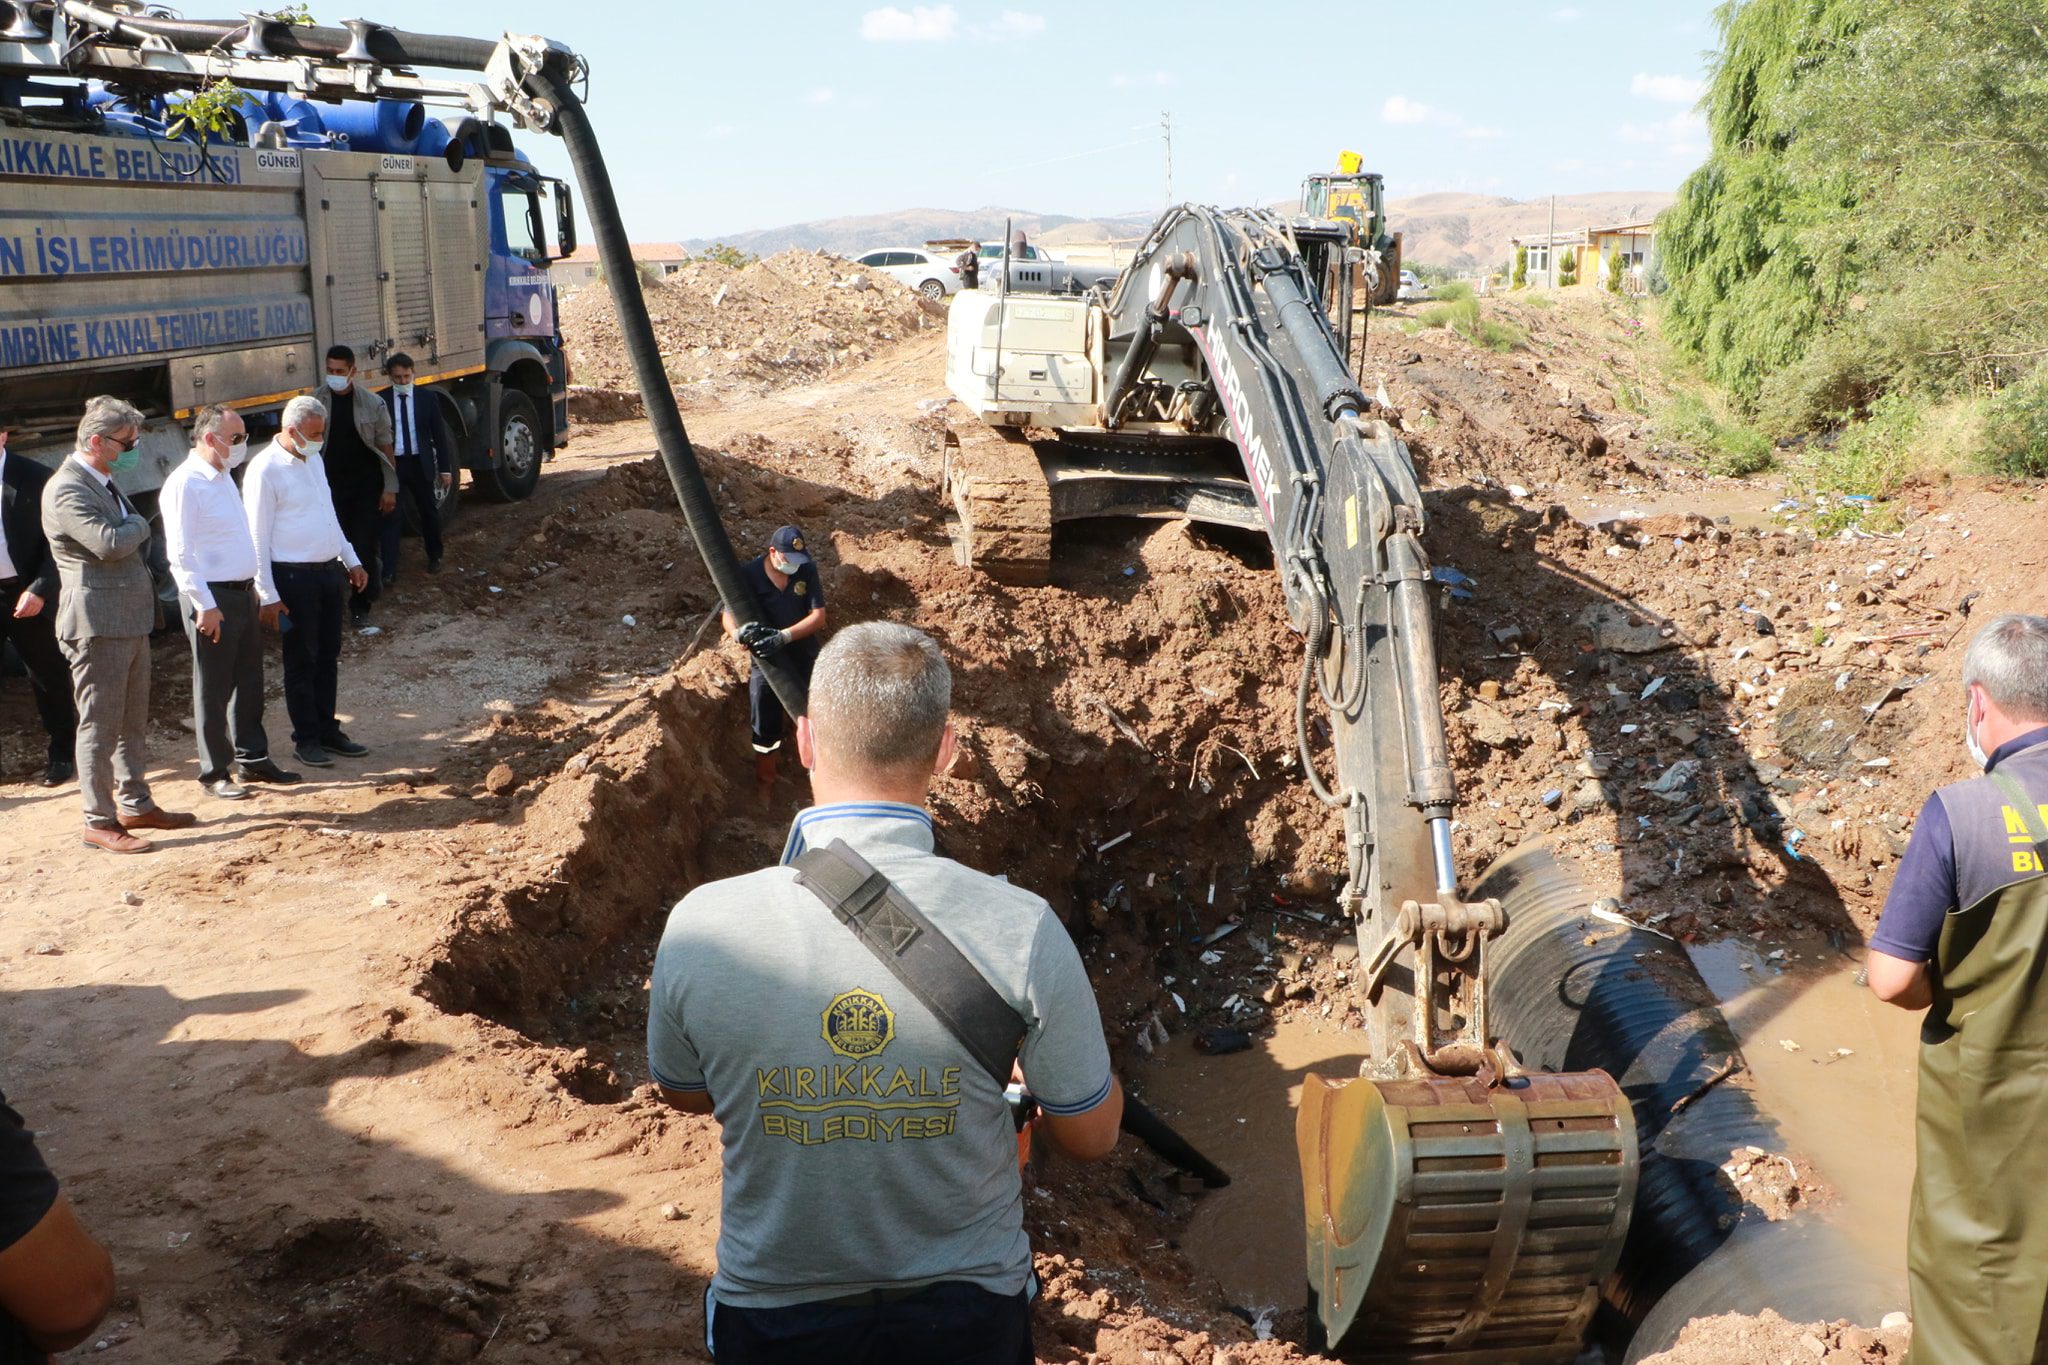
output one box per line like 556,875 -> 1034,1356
1395,269 -> 1429,302
853,247 -> 962,300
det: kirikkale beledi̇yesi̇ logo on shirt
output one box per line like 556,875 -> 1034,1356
822,987 -> 896,1059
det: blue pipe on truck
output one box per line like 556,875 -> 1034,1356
316,98 -> 426,153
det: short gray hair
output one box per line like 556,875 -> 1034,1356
810,622 -> 952,773
1963,614 -> 2048,722
281,395 -> 327,435
191,404 -> 239,441
77,395 -> 145,447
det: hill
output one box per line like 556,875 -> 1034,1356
1388,191 -> 1676,272
682,190 -> 1678,272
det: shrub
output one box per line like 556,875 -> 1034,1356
1512,245 -> 1528,290
1557,248 -> 1578,287
693,243 -> 755,269
1800,392 -> 1921,495
1982,370 -> 2048,478
1417,295 -> 1523,353
1606,248 -> 1626,294
1659,391 -> 1775,477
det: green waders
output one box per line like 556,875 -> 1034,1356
1909,767 -> 2048,1364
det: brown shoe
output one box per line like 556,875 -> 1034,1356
83,826 -> 153,854
118,807 -> 197,831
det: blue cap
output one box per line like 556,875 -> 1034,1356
769,525 -> 811,566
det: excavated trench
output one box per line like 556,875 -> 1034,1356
410,487 -> 1910,1360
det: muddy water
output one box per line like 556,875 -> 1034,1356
1569,480 -> 1784,532
1689,936 -> 1918,1296
1136,1018 -> 1370,1310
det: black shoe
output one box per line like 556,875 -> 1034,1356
293,743 -> 335,768
42,758 -> 75,788
322,732 -> 369,758
235,758 -> 302,785
350,610 -> 369,626
205,777 -> 250,801
426,558 -> 443,574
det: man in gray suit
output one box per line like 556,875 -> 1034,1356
41,396 -> 196,853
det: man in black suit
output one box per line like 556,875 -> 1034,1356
0,425 -> 79,787
377,353 -> 456,586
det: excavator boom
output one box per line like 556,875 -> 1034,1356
942,205 -> 1639,1360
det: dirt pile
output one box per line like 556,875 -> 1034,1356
560,248 -> 938,418
1639,1311 -> 1912,1365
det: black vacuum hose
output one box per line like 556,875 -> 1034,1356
1474,843 -> 1892,1359
528,72 -> 807,715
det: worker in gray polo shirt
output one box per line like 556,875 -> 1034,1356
648,621 -> 1121,1365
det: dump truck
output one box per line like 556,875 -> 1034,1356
0,10 -> 576,527
943,204 -> 1640,1360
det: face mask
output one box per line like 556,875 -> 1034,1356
1966,709 -> 1991,770
324,374 -> 350,393
391,381 -> 414,398
296,438 -> 324,460
770,553 -> 797,575
226,437 -> 250,469
109,439 -> 140,473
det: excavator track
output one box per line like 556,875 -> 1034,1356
942,403 -> 1053,586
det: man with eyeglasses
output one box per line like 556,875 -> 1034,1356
160,405 -> 299,802
40,396 -> 196,853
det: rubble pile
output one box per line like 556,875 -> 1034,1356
560,248 -> 937,418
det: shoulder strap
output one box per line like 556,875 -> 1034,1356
792,839 -> 1027,1088
1988,768 -> 2048,855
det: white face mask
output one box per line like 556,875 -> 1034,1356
391,381 -> 414,398
1966,708 -> 1991,770
770,553 -> 797,575
224,436 -> 249,469
324,373 -> 350,393
296,437 -> 324,460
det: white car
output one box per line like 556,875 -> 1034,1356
1395,269 -> 1428,302
853,247 -> 962,300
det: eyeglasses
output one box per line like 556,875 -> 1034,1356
104,435 -> 138,453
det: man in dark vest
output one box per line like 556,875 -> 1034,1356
1868,612 -> 2048,1364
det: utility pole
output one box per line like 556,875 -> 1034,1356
1547,193 -> 1557,290
1161,110 -> 1173,205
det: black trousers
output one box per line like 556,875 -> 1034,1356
0,576 -> 77,761
180,582 -> 269,781
747,650 -> 817,754
708,1282 -> 1032,1365
274,562 -> 346,747
378,455 -> 443,579
331,486 -> 383,614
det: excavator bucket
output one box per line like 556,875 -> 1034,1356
1298,1069 -> 1638,1363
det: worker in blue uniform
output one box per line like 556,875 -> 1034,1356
724,525 -> 828,800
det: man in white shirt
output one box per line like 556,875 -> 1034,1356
160,406 -> 299,800
244,396 -> 372,770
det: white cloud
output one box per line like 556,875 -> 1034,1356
1111,70 -> 1174,89
859,5 -> 957,42
1618,109 -> 1708,158
1550,6 -> 1583,20
1459,125 -> 1504,141
806,86 -> 835,104
703,122 -> 737,140
1381,95 -> 1437,125
972,9 -> 1045,39
1632,72 -> 1705,104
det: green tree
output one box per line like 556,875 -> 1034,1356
1557,247 -> 1578,287
1512,245 -> 1527,290
693,243 -> 756,269
1606,248 -> 1626,294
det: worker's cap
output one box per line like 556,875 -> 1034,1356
769,524 -> 811,566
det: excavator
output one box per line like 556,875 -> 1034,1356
944,205 -> 1641,1361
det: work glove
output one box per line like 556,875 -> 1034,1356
738,621 -> 791,658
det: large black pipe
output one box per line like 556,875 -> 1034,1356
1475,843 -> 1893,1359
529,73 -> 808,715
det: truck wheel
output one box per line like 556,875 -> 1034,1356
475,391 -> 543,502
918,278 -> 946,300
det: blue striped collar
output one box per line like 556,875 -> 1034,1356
779,801 -> 936,865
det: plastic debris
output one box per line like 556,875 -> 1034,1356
1640,676 -> 1667,701
1779,1038 -> 1802,1053
1195,1027 -> 1254,1056
1096,831 -> 1132,854
119,890 -> 142,906
356,625 -> 382,636
1199,921 -> 1241,946
621,614 -> 637,627
1431,565 -> 1476,601
1540,788 -> 1563,808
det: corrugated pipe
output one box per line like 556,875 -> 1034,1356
1473,843 -> 1892,1359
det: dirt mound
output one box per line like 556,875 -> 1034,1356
1639,1311 -> 1911,1365
560,248 -> 939,416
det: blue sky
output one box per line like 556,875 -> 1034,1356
419,0 -> 1721,241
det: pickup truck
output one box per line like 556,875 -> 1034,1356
975,241 -> 1120,295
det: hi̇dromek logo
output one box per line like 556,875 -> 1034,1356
821,987 -> 895,1059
